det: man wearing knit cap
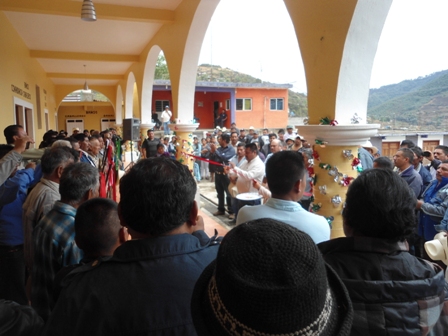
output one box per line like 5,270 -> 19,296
192,218 -> 353,335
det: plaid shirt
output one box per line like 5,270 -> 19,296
31,201 -> 83,321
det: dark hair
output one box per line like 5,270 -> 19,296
436,145 -> 448,156
245,143 -> 258,154
119,157 -> 196,235
0,144 -> 14,159
221,133 -> 230,144
75,198 -> 120,256
344,169 -> 415,241
156,143 -> 164,150
373,156 -> 393,170
268,133 -> 277,139
73,133 -> 88,143
400,140 -> 415,148
59,162 -> 99,203
4,125 -> 23,144
266,151 -> 305,195
410,146 -> 423,158
278,129 -> 285,135
230,132 -> 238,137
41,147 -> 78,175
67,137 -> 79,148
398,147 -> 414,162
236,142 -> 245,148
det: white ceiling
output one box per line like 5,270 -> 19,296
3,0 -> 183,86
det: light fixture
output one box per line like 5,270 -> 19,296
81,0 -> 97,22
82,65 -> 91,93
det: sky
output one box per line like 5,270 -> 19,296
198,0 -> 448,94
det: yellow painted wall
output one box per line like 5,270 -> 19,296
284,0 -> 357,124
58,103 -> 115,132
0,12 -> 57,142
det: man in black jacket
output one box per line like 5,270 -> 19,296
209,133 -> 235,216
318,169 -> 448,335
43,158 -> 221,335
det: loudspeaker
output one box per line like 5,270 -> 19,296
122,118 -> 141,141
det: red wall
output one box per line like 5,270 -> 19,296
193,92 -> 230,129
152,87 -> 288,130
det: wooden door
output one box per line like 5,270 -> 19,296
382,142 -> 400,159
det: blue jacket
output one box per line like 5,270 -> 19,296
417,163 -> 433,191
0,168 -> 34,246
43,231 -> 221,336
399,165 -> 422,198
419,177 -> 448,240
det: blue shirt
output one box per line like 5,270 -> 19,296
236,198 -> 330,244
210,145 -> 235,173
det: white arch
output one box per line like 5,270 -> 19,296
125,72 -> 136,119
141,45 -> 162,124
115,85 -> 124,124
335,0 -> 393,124
177,0 -> 220,123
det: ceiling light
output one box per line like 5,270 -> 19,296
81,0 -> 97,22
82,65 -> 91,93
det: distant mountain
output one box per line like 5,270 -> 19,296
367,70 -> 448,130
197,64 -> 308,117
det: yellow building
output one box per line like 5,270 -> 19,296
0,0 -> 393,236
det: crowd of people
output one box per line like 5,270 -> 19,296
1,122 -> 448,335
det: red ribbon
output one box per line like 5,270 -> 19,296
184,153 -> 226,167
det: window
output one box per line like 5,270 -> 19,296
155,100 -> 170,112
270,98 -> 284,110
226,99 -> 230,110
236,98 -> 252,111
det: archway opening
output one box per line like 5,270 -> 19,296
58,89 -> 115,134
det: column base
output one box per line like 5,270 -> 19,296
297,124 -> 380,238
169,123 -> 200,171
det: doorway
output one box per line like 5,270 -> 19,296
66,119 -> 84,135
101,118 -> 116,132
213,101 -> 219,127
13,97 -> 35,148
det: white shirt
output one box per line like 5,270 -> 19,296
161,109 -> 172,123
236,198 -> 330,244
232,156 -> 265,194
283,132 -> 297,141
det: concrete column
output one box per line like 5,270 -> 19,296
298,125 -> 379,237
285,0 -> 391,237
169,123 -> 200,172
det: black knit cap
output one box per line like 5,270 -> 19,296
192,219 -> 353,336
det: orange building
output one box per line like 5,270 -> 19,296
152,81 -> 291,130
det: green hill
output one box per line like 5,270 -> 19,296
368,70 -> 448,130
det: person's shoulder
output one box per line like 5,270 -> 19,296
236,204 -> 267,224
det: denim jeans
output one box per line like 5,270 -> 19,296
163,121 -> 170,135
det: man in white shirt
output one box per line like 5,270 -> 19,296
236,151 -> 330,244
225,143 -> 265,223
283,125 -> 297,141
228,143 -> 247,221
161,106 -> 172,135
